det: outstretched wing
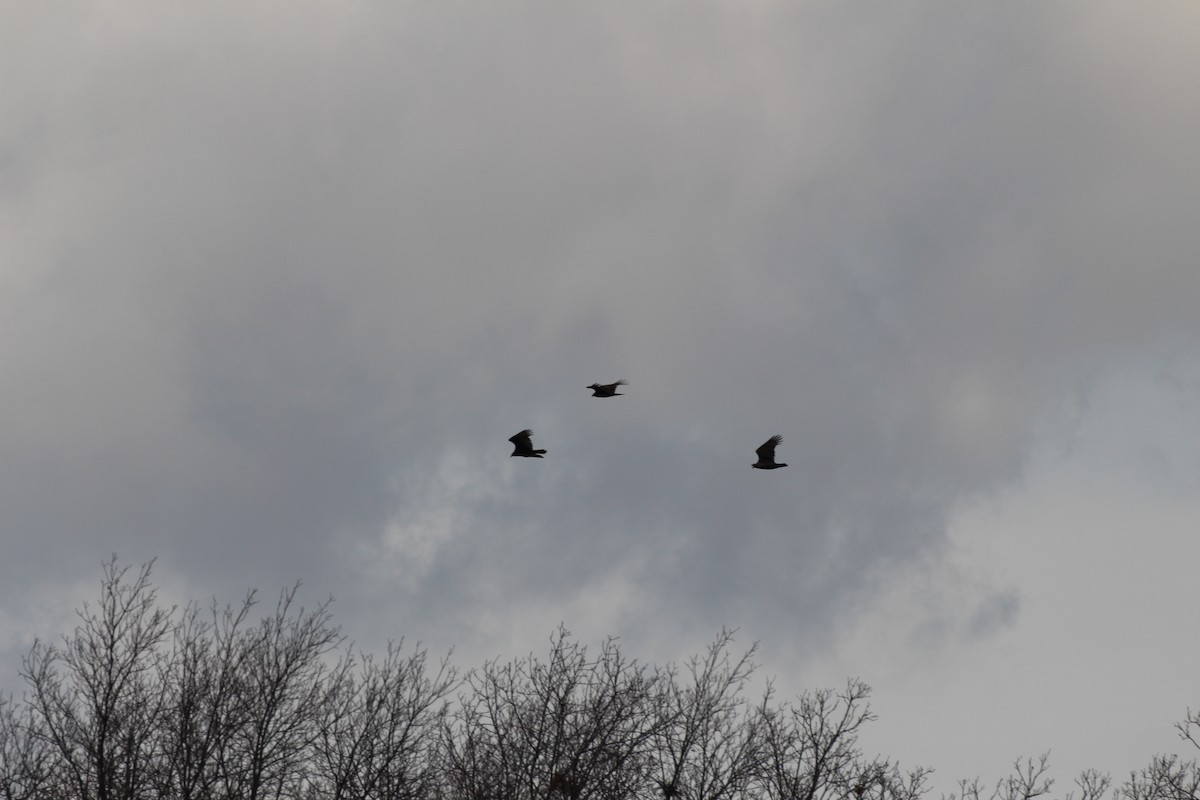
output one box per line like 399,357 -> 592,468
755,435 -> 782,462
509,429 -> 535,448
612,379 -> 628,387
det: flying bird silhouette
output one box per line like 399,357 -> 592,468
587,379 -> 628,397
752,435 -> 787,469
509,429 -> 546,458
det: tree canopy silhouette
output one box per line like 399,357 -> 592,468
1,559 -> 1196,800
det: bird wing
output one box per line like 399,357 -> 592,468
509,429 -> 534,447
755,435 -> 782,461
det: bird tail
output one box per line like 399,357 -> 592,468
534,449 -> 547,455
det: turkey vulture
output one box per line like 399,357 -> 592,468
752,435 -> 787,469
587,379 -> 627,397
509,429 -> 546,458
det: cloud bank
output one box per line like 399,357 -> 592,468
2,2 -> 1199,694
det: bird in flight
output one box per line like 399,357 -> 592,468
509,429 -> 546,458
587,379 -> 628,397
752,435 -> 787,469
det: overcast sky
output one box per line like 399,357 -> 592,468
3,0 -> 1199,790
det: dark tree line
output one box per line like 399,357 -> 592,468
0,559 -> 1196,800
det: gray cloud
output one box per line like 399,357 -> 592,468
2,0 -> 1199,706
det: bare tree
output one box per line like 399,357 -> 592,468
0,692 -> 61,800
1119,707 -> 1200,800
651,630 -> 763,800
945,754 -> 1111,800
1120,714 -> 1200,800
311,641 -> 456,800
14,557 -> 1200,800
214,584 -> 343,800
1122,755 -> 1200,800
20,557 -> 172,800
443,627 -> 662,800
1071,770 -> 1113,800
151,592 -> 258,800
992,754 -> 1055,800
757,677 -> 927,800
